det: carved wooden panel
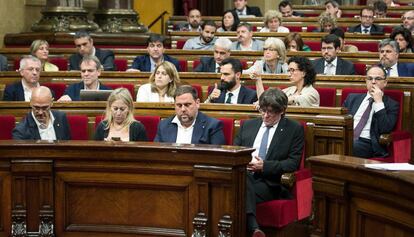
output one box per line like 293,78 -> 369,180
0,171 -> 11,236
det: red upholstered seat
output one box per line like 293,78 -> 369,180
49,58 -> 68,70
285,26 -> 303,32
191,84 -> 203,99
41,82 -> 67,99
176,40 -> 186,49
305,26 -> 319,32
193,60 -> 201,71
217,118 -> 234,145
179,60 -> 188,72
0,115 -> 15,140
66,115 -> 89,140
347,41 -> 379,52
316,87 -> 336,107
105,83 -> 136,101
354,63 -> 367,76
114,59 -> 128,71
305,40 -> 320,51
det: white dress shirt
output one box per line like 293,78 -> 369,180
251,122 -> 278,159
171,115 -> 197,144
225,84 -> 241,104
324,57 -> 338,75
32,111 -> 57,140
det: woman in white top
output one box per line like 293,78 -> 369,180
244,37 -> 288,75
259,10 -> 289,33
136,61 -> 180,102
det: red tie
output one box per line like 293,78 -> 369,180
354,98 -> 374,140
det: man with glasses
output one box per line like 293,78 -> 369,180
194,37 -> 232,72
378,39 -> 414,77
402,10 -> 414,34
3,56 -> 41,101
127,33 -> 180,72
343,65 -> 398,158
348,7 -> 384,34
12,86 -> 71,140
312,34 -> 355,75
58,56 -> 111,101
234,88 -> 304,237
231,22 -> 264,51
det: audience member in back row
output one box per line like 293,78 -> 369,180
343,65 -> 398,158
373,0 -> 387,18
30,39 -> 59,72
217,10 -> 240,32
69,31 -> 115,71
243,37 -> 288,75
312,34 -> 355,75
255,56 -> 320,107
3,56 -> 41,101
154,85 -> 226,145
402,10 -> 414,34
177,8 -> 202,32
316,12 -> 337,33
233,0 -> 262,17
58,56 -> 111,101
390,27 -> 414,53
325,0 -> 342,18
206,58 -> 257,104
278,0 -> 304,18
12,86 -> 71,140
284,33 -> 311,52
183,20 -> 217,50
95,88 -> 147,142
348,7 -> 384,34
136,61 -> 180,102
330,28 -> 358,53
378,39 -> 414,77
128,34 -> 180,72
231,22 -> 264,51
194,37 -> 232,73
259,10 -> 289,33
0,54 -> 7,71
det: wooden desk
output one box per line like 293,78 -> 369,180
0,141 -> 253,237
308,154 -> 414,237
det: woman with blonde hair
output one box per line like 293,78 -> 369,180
30,40 -> 59,71
317,12 -> 337,32
260,10 -> 289,33
136,61 -> 181,102
95,88 -> 147,141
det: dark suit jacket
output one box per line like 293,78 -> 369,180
3,81 -> 25,101
154,111 -> 225,145
69,48 -> 116,71
312,57 -> 355,75
343,93 -> 399,157
292,11 -> 304,17
0,54 -> 7,71
94,121 -> 148,141
348,24 -> 384,34
234,117 -> 304,188
130,54 -> 181,72
12,110 -> 71,140
63,81 -> 111,101
194,57 -> 217,72
235,5 -> 262,17
397,62 -> 414,77
209,85 -> 257,104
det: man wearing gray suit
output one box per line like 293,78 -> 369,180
231,22 -> 263,51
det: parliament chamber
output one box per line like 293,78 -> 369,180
0,0 -> 414,236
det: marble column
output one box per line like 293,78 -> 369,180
94,0 -> 148,33
32,0 -> 100,32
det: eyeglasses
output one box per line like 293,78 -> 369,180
366,76 -> 386,81
263,47 -> 277,52
287,68 -> 301,73
402,16 -> 414,21
32,105 -> 50,112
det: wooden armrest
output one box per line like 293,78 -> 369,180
379,133 -> 391,146
281,172 -> 296,189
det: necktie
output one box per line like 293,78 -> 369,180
386,67 -> 391,77
325,63 -> 335,75
216,66 -> 220,73
354,98 -> 374,140
258,126 -> 271,160
225,92 -> 233,104
363,28 -> 369,34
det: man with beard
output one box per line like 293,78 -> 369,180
402,10 -> 414,34
312,34 -> 355,75
206,58 -> 257,104
183,21 -> 217,50
154,85 -> 225,145
378,39 -> 414,77
12,86 -> 71,140
177,8 -> 202,32
279,0 -> 303,18
194,37 -> 232,72
231,22 -> 263,51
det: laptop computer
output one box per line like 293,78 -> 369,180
79,90 -> 113,101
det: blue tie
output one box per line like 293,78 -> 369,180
258,126 -> 271,159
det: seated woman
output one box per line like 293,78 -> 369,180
284,33 -> 311,52
136,61 -> 180,102
259,10 -> 289,33
243,37 -> 288,75
316,12 -> 337,33
30,40 -> 59,71
390,27 -> 413,53
217,10 -> 240,32
95,88 -> 147,142
255,56 -> 320,107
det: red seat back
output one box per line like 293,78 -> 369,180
217,118 -> 234,145
191,84 -> 203,99
0,115 -> 15,140
285,26 -> 303,32
105,83 -> 136,101
354,63 -> 367,76
41,82 -> 67,99
176,40 -> 186,49
316,87 -> 336,107
114,59 -> 128,71
67,115 -> 89,140
179,60 -> 188,72
305,40 -> 320,51
49,58 -> 68,70
347,41 -> 379,52
193,60 -> 201,70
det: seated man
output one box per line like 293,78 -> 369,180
12,86 -> 71,140
194,37 -> 232,73
325,0 -> 341,18
348,7 -> 384,34
312,34 -> 355,75
343,65 -> 399,158
206,58 -> 257,104
379,39 -> 414,77
231,22 -> 264,51
234,88 -> 304,237
0,54 -> 7,71
402,10 -> 414,35
373,0 -> 387,18
4,56 -> 41,101
58,55 -> 111,101
233,0 -> 262,17
177,8 -> 202,32
279,0 -> 304,17
154,85 -> 225,145
128,33 -> 180,72
183,20 -> 217,50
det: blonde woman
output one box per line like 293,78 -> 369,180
260,10 -> 289,33
136,61 -> 180,102
95,88 -> 147,141
317,12 -> 337,32
30,40 -> 59,71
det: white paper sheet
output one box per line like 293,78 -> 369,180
364,163 -> 414,171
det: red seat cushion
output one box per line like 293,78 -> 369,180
256,199 -> 297,228
0,115 -> 15,140
316,87 -> 336,107
41,82 -> 67,99
67,115 -> 89,140
114,59 -> 128,71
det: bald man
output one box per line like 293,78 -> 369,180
12,86 -> 71,140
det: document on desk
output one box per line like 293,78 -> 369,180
364,163 -> 414,171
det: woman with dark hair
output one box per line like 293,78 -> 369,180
283,33 -> 311,52
255,56 -> 319,107
390,27 -> 413,53
217,10 -> 240,32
